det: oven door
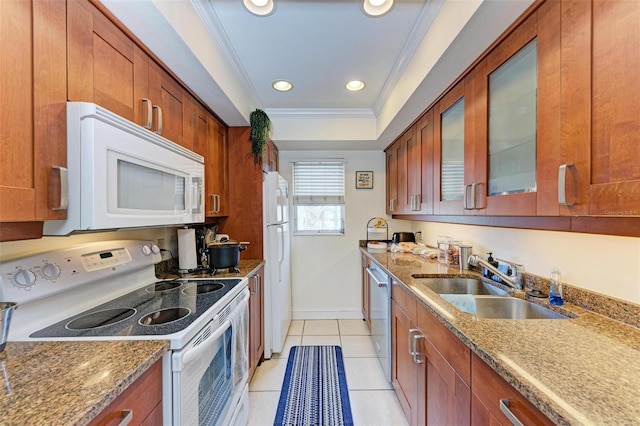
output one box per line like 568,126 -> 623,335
171,288 -> 249,426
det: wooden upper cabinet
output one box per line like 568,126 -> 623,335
417,110 -> 434,215
67,0 -> 192,149
265,139 -> 279,172
433,73 -> 476,215
561,0 -> 640,217
0,0 -> 66,225
473,0 -> 561,216
206,117 -> 229,217
386,143 -> 399,214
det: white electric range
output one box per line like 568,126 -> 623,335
0,240 -> 249,425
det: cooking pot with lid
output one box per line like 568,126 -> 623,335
392,232 -> 416,244
207,241 -> 247,273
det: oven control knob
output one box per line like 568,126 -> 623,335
13,269 -> 37,288
41,263 -> 61,280
141,245 -> 152,256
150,244 -> 160,254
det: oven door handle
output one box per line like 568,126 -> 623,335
181,319 -> 232,367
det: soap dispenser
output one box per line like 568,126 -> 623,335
549,268 -> 564,306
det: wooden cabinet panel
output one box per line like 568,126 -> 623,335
417,110 -> 435,215
206,117 -> 228,217
149,63 -> 192,148
249,265 -> 265,380
223,127 -> 264,260
386,147 -> 399,214
89,359 -> 163,426
0,0 -> 66,226
265,139 -> 279,172
391,299 -> 417,424
471,353 -> 553,426
561,0 -> 640,216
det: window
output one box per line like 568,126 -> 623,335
292,160 -> 345,234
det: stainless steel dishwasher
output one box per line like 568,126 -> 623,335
367,263 -> 391,382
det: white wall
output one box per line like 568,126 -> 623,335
278,150 -> 409,319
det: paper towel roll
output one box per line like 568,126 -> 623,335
177,228 -> 197,271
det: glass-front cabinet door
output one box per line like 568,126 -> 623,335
434,74 -> 476,215
472,1 -> 560,216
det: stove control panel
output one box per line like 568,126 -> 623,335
82,248 -> 132,272
0,240 -> 161,304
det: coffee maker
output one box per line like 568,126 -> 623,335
195,225 -> 217,268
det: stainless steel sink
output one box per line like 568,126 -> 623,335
411,276 -> 509,296
440,295 -> 569,320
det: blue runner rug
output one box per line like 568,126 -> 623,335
274,345 -> 354,426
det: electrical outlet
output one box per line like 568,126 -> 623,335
157,238 -> 165,249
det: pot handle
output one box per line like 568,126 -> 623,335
239,245 -> 247,252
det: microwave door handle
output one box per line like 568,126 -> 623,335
192,177 -> 203,214
181,319 -> 232,367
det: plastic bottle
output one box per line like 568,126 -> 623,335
549,268 -> 564,306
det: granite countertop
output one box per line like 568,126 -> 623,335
0,340 -> 168,426
362,248 -> 640,425
160,259 -> 265,280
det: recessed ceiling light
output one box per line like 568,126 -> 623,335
362,0 -> 394,17
243,0 -> 275,16
345,80 -> 366,91
272,80 -> 293,92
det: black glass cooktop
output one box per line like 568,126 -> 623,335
30,279 -> 242,338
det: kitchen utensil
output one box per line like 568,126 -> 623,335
207,241 -> 247,272
0,302 -> 17,352
391,232 -> 415,244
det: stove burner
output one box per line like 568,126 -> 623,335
182,282 -> 225,295
147,280 -> 183,292
66,308 -> 136,330
139,308 -> 190,326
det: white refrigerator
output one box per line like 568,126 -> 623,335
263,172 -> 292,358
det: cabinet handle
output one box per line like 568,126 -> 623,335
153,105 -> 163,135
390,199 -> 396,212
214,194 -> 221,213
208,194 -> 215,215
471,182 -> 479,209
558,163 -> 575,206
141,98 -> 152,129
412,333 -> 425,364
408,328 -> 424,363
117,409 -> 133,426
414,194 -> 421,211
51,166 -> 68,211
463,185 -> 471,210
499,399 -> 524,426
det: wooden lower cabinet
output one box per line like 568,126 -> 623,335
471,353 -> 553,426
248,265 -> 265,380
416,303 -> 471,425
391,280 -> 418,424
89,359 -> 163,426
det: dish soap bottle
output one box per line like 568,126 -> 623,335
549,268 -> 564,306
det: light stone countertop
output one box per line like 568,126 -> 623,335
362,248 -> 640,426
0,340 -> 168,426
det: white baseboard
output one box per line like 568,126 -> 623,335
292,309 -> 363,320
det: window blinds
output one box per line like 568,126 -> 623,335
292,160 -> 345,206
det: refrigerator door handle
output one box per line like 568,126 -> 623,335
276,186 -> 283,223
278,226 -> 284,281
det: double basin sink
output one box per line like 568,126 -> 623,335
411,276 -> 568,320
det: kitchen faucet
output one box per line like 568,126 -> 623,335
467,254 -> 524,290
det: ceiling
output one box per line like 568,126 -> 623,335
100,0 -> 535,150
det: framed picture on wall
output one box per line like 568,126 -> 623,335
356,171 -> 374,189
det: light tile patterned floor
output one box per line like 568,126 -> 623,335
248,319 -> 408,426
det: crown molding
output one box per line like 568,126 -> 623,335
265,108 -> 376,119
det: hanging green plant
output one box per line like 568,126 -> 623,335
249,109 -> 271,165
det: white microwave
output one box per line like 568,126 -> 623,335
44,102 -> 204,235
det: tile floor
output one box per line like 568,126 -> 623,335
247,319 -> 408,426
